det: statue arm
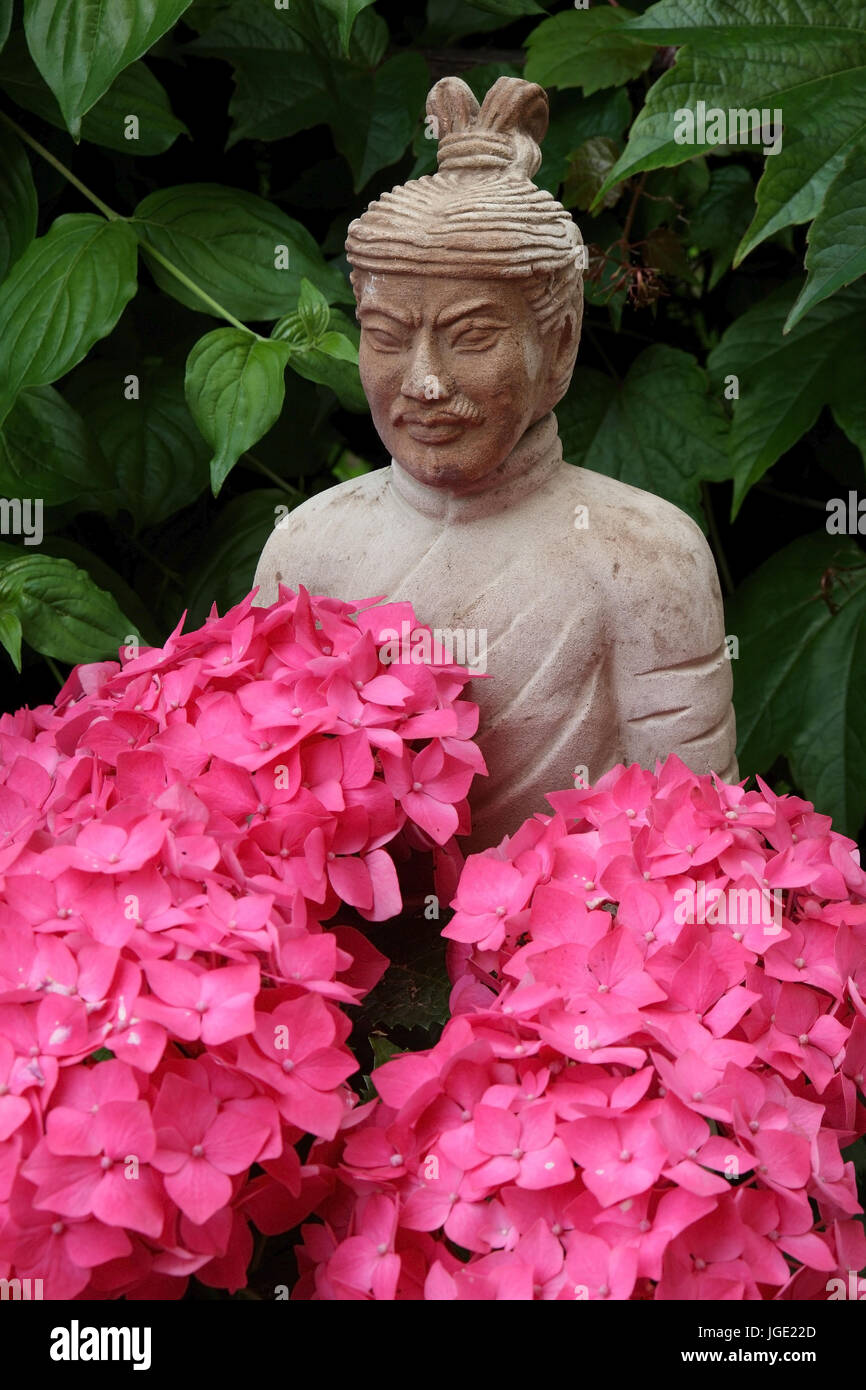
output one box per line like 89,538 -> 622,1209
612,514 -> 739,782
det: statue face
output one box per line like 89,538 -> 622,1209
356,272 -> 558,488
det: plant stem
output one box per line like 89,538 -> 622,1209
0,109 -> 120,221
242,453 -> 304,496
134,235 -> 253,335
701,481 -> 735,597
128,534 -> 182,584
621,171 -> 648,248
584,323 -> 622,385
44,654 -> 65,688
0,108 -> 254,334
756,481 -> 827,512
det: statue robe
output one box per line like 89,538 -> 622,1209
254,412 -> 737,850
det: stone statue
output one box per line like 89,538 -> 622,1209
254,75 -> 738,850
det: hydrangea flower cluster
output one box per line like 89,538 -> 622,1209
0,587 -> 484,1298
293,757 -> 866,1300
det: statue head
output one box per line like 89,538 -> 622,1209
345,76 -> 584,489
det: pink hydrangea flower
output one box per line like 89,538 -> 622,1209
295,756 -> 866,1300
0,587 -> 484,1298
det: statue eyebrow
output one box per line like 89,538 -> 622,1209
436,300 -> 505,326
357,304 -> 413,327
434,300 -> 503,327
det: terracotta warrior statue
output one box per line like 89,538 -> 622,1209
254,75 -> 738,850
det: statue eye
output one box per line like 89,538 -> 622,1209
364,326 -> 403,351
451,324 -> 502,351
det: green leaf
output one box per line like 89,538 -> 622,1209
471,0 -> 542,12
185,329 -> 291,495
23,0 -> 194,138
63,360 -> 210,527
39,537 -> 158,645
317,0 -> 378,54
525,8 -> 654,97
0,385 -> 109,506
0,554 -> 133,663
422,0 -> 516,43
0,608 -> 22,670
787,141 -> 866,330
598,0 -> 866,274
290,334 -> 366,412
0,214 -> 138,428
686,164 -> 755,291
537,88 -> 631,196
0,127 -> 37,283
296,278 -> 332,343
0,0 -> 12,52
186,486 -> 297,627
357,921 -> 452,1036
273,282 -> 365,411
563,136 -> 624,211
0,36 -> 188,156
707,281 -> 866,516
727,531 -> 866,837
134,184 -> 350,321
339,52 -> 429,192
191,2 -> 425,187
558,345 -> 730,527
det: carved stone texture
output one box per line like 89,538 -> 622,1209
255,75 -> 737,850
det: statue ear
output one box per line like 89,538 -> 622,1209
426,77 -> 480,137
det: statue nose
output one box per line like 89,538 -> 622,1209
400,334 -> 448,401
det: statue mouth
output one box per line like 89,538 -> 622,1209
401,414 -> 471,444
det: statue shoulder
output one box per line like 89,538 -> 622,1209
566,466 -> 720,598
254,469 -> 390,604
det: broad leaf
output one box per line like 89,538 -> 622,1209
191,2 -> 426,187
525,7 -> 654,97
686,164 -> 755,291
356,918 -> 452,1037
339,52 -> 429,192
0,554 -> 133,663
0,214 -> 138,428
273,278 -> 366,411
0,607 -> 22,671
0,36 -> 188,156
0,385 -> 109,506
184,329 -> 291,495
558,345 -> 730,527
598,0 -> 866,285
727,531 -> 866,837
0,0 -> 11,52
23,0 -> 194,138
0,126 -> 37,283
186,487 -> 296,626
318,0 -> 379,54
707,281 -> 866,516
537,87 -> 632,196
40,537 -> 158,645
563,136 -> 624,211
64,360 -> 210,527
787,141 -> 866,330
134,184 -> 351,320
